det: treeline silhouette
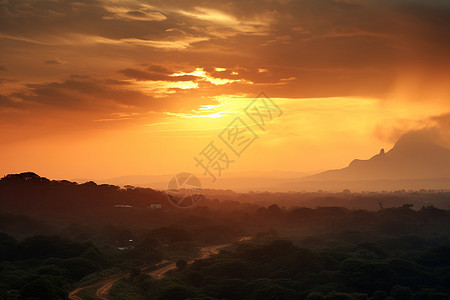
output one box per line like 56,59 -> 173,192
1,172 -> 450,299
0,172 -> 166,212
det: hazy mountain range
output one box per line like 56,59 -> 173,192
73,171 -> 310,192
74,132 -> 450,192
307,131 -> 450,181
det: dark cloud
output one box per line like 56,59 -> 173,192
70,74 -> 90,79
0,94 -> 25,109
0,0 -> 198,45
0,65 -> 6,71
1,0 -> 450,103
0,94 -> 12,106
8,77 -> 157,110
148,65 -> 173,74
118,68 -> 197,82
44,59 -> 62,65
0,78 -> 12,84
1,73 -> 218,116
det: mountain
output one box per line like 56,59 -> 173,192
306,131 -> 450,181
73,171 -> 310,192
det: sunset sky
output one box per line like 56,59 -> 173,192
1,0 -> 450,182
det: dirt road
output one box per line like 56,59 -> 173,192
68,240 -> 248,300
95,277 -> 120,300
68,275 -> 121,300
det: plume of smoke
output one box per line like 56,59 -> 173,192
430,112 -> 450,148
374,112 -> 450,148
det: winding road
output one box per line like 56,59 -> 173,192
68,238 -> 251,300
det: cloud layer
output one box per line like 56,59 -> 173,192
1,0 -> 450,178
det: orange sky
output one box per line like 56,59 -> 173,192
1,0 -> 450,182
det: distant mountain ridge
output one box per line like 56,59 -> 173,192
306,131 -> 450,181
73,171 -> 310,192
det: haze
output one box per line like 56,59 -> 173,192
1,0 -> 450,186
2,2 -> 450,299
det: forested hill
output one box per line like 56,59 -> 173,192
0,172 -> 166,213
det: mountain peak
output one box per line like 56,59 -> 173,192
306,131 -> 450,182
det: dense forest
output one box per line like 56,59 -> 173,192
1,173 -> 450,299
0,234 -> 102,299
110,236 -> 450,300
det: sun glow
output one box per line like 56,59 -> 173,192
165,111 -> 228,119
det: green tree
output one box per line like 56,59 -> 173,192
157,284 -> 197,300
391,285 -> 413,300
176,259 -> 188,270
372,290 -> 387,300
20,278 -> 58,300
